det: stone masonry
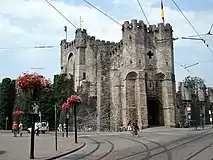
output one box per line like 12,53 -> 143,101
60,19 -> 176,131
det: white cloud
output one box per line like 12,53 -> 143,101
0,0 -> 212,86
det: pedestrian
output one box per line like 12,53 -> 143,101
35,123 -> 40,136
127,121 -> 132,131
58,124 -> 62,132
133,122 -> 139,137
12,121 -> 18,137
19,122 -> 23,137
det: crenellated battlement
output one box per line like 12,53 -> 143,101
122,19 -> 146,31
110,40 -> 123,58
122,19 -> 172,33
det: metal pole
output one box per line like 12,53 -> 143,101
5,117 -> 8,130
55,105 -> 58,151
74,104 -> 78,143
66,114 -> 69,138
30,114 -> 35,159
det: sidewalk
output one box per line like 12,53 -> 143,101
0,132 -> 85,160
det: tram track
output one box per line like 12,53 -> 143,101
115,130 -> 213,160
60,129 -> 213,160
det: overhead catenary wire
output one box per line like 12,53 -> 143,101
171,0 -> 213,55
84,0 -> 191,74
44,0 -> 78,29
136,0 -> 213,70
0,45 -> 58,50
136,0 -> 150,25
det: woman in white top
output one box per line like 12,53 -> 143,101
19,122 -> 23,137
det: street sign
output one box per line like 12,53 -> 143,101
186,106 -> 191,112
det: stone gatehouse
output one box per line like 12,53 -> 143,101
60,19 -> 176,131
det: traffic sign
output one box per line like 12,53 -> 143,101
186,106 -> 191,112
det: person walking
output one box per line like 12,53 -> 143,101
12,121 -> 18,137
19,122 -> 23,137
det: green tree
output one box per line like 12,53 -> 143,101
0,78 -> 16,129
184,76 -> 205,97
53,74 -> 75,126
39,87 -> 55,129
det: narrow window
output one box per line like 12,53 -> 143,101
83,72 -> 86,79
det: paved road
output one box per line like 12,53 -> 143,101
59,127 -> 213,160
0,131 -> 85,160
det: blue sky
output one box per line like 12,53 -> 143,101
0,0 -> 213,86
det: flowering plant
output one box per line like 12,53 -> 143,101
67,95 -> 82,105
13,110 -> 24,117
61,102 -> 70,110
61,95 -> 82,111
16,72 -> 50,89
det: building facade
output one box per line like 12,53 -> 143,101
60,19 -> 176,131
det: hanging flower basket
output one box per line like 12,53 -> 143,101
13,110 -> 24,117
61,95 -> 82,111
67,95 -> 82,105
61,102 -> 70,110
16,72 -> 50,90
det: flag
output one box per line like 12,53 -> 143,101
161,0 -> 165,24
64,26 -> 67,32
80,16 -> 83,29
80,16 -> 83,23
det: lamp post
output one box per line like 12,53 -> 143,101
54,104 -> 58,151
74,104 -> 77,143
66,112 -> 69,138
30,102 -> 39,159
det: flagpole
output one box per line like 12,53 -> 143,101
80,16 -> 82,30
64,26 -> 67,42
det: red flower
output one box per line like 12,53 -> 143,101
61,102 -> 70,110
13,110 -> 24,117
16,72 -> 50,89
67,95 -> 82,105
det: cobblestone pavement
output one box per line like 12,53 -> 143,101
60,126 -> 213,160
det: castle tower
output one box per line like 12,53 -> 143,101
119,20 -> 148,129
73,29 -> 87,91
153,23 -> 176,126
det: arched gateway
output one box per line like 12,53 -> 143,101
147,97 -> 164,126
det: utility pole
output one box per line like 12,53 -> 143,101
54,104 -> 58,151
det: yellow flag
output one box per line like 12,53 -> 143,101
80,16 -> 83,23
161,0 -> 165,24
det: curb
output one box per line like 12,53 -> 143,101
44,141 -> 86,160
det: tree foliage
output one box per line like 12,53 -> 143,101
53,74 -> 75,125
183,76 -> 205,96
0,78 -> 16,129
0,74 -> 75,130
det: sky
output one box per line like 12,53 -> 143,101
0,0 -> 213,86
